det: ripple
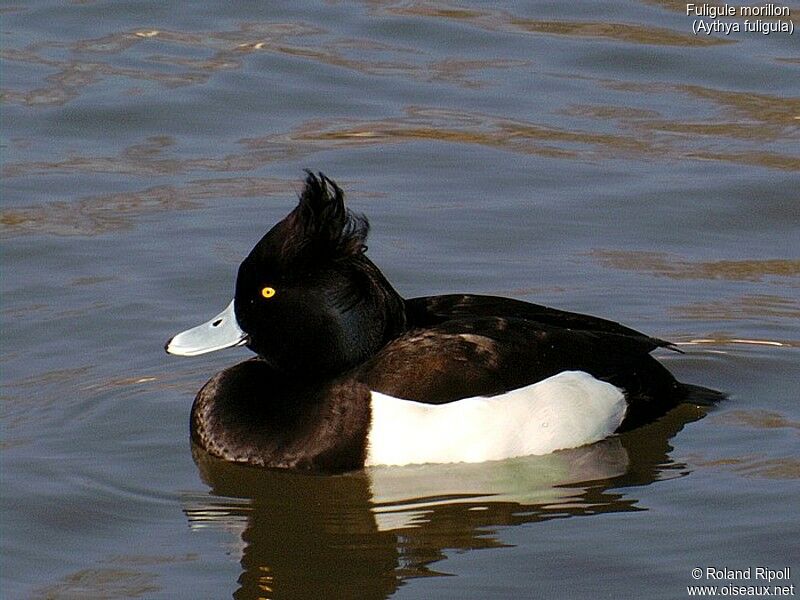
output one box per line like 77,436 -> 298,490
1,20 -> 528,109
273,100 -> 797,170
383,1 -> 729,46
275,106 -> 661,159
688,455 -> 800,480
712,409 -> 800,430
672,294 -> 800,321
2,135 -> 303,178
0,176 -> 294,237
590,250 -> 800,282
33,568 -> 160,599
684,151 -> 800,172
610,82 -> 800,130
5,78 -> 798,180
509,18 -> 729,46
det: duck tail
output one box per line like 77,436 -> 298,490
679,383 -> 728,407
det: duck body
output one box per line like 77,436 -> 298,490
168,172 -> 723,472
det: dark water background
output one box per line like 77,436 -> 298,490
2,1 -> 799,598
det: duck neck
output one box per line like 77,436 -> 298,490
322,257 -> 408,377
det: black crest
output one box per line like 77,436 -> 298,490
277,171 -> 369,264
248,172 -> 370,269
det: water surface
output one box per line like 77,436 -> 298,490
2,1 -> 799,598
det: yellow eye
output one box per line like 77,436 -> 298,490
261,286 -> 276,299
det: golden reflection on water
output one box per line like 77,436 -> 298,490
3,5 -> 797,187
685,150 -> 800,171
381,0 -> 728,46
2,136 -> 303,178
0,176 -> 297,237
713,409 -> 800,430
278,105 -> 668,159
10,85 -> 794,185
673,294 -> 800,321
592,250 -> 800,338
590,250 -> 800,283
33,554 -> 198,600
608,81 -> 800,129
509,18 -> 729,46
6,102 -> 794,195
686,455 -> 800,480
1,20 -> 525,109
33,568 -> 161,599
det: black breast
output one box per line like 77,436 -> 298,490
191,358 -> 372,471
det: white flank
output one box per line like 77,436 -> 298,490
365,371 -> 627,467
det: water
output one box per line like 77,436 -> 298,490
2,1 -> 799,598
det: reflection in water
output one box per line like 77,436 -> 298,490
673,294 -> 800,322
685,409 -> 800,480
589,251 -> 800,343
34,568 -> 160,599
590,250 -> 800,283
1,135 -> 303,178
378,1 -> 728,46
183,404 -> 706,599
5,85 -> 798,185
508,18 -> 727,46
686,455 -> 800,480
3,5 -> 798,189
5,99 -> 794,184
32,554 -> 200,599
1,20 -> 522,109
0,176 -> 295,237
713,409 -> 800,431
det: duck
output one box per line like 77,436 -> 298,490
166,171 -> 724,472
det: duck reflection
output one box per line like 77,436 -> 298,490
183,403 -> 707,599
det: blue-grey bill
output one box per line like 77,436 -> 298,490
165,300 -> 248,356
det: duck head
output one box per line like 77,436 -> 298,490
166,172 -> 406,377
